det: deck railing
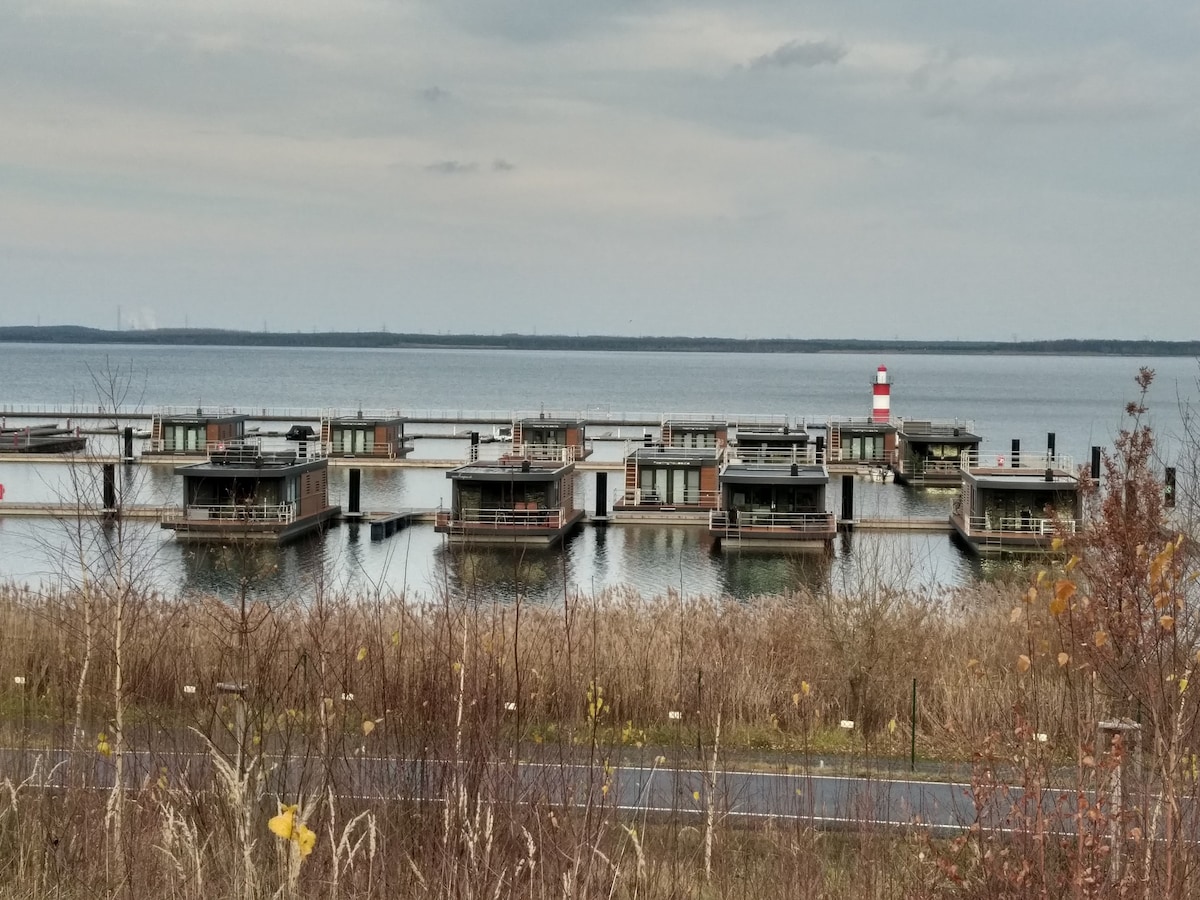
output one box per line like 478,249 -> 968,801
963,514 -> 1077,536
617,489 -> 720,508
728,446 -> 823,466
961,451 -> 1075,472
179,502 -> 297,524
437,507 -> 566,529
509,443 -> 582,463
709,509 -> 835,533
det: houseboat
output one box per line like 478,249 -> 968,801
146,408 -> 247,456
1,424 -> 87,454
950,451 -> 1082,555
434,457 -> 584,546
708,461 -> 836,551
613,417 -> 726,522
160,439 -> 340,543
826,416 -> 897,469
894,420 -> 981,487
320,412 -> 411,459
731,418 -> 811,464
510,415 -> 590,461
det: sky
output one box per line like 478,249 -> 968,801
1,1 -> 1198,340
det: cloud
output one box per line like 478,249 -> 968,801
748,39 -> 847,70
425,160 -> 478,174
492,158 -> 515,171
421,85 -> 451,103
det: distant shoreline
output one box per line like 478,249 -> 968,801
1,325 -> 1198,357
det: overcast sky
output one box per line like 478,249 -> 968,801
1,1 -> 1197,339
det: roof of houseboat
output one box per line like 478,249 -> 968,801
965,468 -> 1079,490
628,446 -> 721,464
447,459 -> 574,481
719,462 -> 828,485
159,412 -> 248,424
897,420 -> 980,442
175,451 -> 327,478
329,414 -> 405,425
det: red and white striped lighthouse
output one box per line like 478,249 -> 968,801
871,365 -> 891,423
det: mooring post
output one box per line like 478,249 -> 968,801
348,468 -> 361,516
102,463 -> 116,512
470,431 -> 479,462
839,473 -> 854,531
122,426 -> 135,463
594,471 -> 608,520
1011,438 -> 1021,469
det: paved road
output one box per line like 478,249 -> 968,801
1,745 -> 1082,833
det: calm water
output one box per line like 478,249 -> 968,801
1,343 -> 1196,602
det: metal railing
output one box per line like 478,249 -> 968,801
436,507 -> 566,529
509,443 -> 582,463
964,514 -> 1077,536
961,451 -> 1075,472
178,502 -> 297,524
727,446 -> 823,466
896,417 -> 976,436
709,510 -> 836,533
617,489 -> 720,508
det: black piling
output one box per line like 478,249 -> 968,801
840,473 -> 855,530
470,431 -> 479,462
1011,438 -> 1021,468
1166,466 -> 1177,508
1047,432 -> 1056,461
595,471 -> 608,521
102,464 -> 116,512
815,434 -> 825,464
348,468 -> 361,516
1090,446 -> 1102,479
122,426 -> 135,463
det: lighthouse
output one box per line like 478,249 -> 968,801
871,366 -> 891,424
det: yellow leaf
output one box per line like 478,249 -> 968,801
1017,655 -> 1031,673
1048,594 -> 1068,617
1161,615 -> 1175,631
362,720 -> 375,736
888,717 -> 897,735
1064,554 -> 1079,573
356,647 -> 368,662
1054,579 -> 1077,604
452,661 -> 462,674
391,631 -> 399,646
1051,538 -> 1064,552
1180,678 -> 1189,694
96,733 -> 112,758
295,823 -> 316,858
693,790 -> 701,801
1095,630 -> 1109,648
791,692 -> 801,707
801,680 -> 811,697
1057,652 -> 1069,667
269,805 -> 297,840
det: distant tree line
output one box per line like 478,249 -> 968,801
1,325 -> 1198,356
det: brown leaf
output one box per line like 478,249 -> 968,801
1057,652 -> 1069,667
1017,655 -> 1031,673
1094,631 -> 1109,648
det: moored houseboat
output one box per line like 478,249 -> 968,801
731,418 -> 811,464
320,411 -> 411,459
826,416 -> 897,470
146,408 -> 248,456
950,451 -> 1081,555
708,461 -> 836,551
894,420 -> 981,487
160,438 -> 339,543
510,415 -> 591,461
612,416 -> 726,522
1,423 -> 87,454
435,457 -> 583,546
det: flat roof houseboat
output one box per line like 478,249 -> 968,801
146,408 -> 247,456
950,451 -> 1081,555
1,423 -> 87,454
827,417 -> 897,469
511,415 -> 591,461
161,439 -> 339,543
731,419 -> 811,464
320,412 -> 411,460
435,458 -> 584,546
894,420 -> 981,487
709,461 -> 836,551
613,417 -> 726,522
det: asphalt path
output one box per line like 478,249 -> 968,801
0,745 -> 1095,834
